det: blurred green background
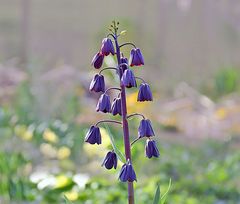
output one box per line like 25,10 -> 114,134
0,0 -> 240,204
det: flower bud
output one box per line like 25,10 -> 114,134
111,97 -> 122,116
121,69 -> 137,88
102,151 -> 118,169
138,119 -> 155,138
145,139 -> 159,158
101,38 -> 115,56
89,74 -> 105,92
91,52 -> 104,69
137,83 -> 153,102
96,93 -> 111,113
129,48 -> 144,67
119,160 -> 137,182
85,125 -> 101,145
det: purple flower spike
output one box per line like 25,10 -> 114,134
121,69 -> 137,88
138,119 -> 155,138
119,160 -> 137,182
145,139 -> 160,158
96,93 -> 111,113
102,151 -> 118,169
101,38 -> 115,56
91,52 -> 104,69
137,83 -> 153,102
129,48 -> 144,67
89,74 -> 105,92
85,125 -> 101,145
111,97 -> 122,116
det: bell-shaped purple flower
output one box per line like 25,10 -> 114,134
102,151 -> 118,169
85,125 -> 101,145
145,139 -> 160,158
101,38 -> 115,56
119,160 -> 137,182
96,93 -> 111,113
138,119 -> 155,138
89,74 -> 105,92
111,97 -> 122,116
137,83 -> 153,102
91,52 -> 104,69
121,69 -> 137,88
129,48 -> 144,67
119,56 -> 129,76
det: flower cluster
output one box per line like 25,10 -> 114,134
85,21 -> 159,190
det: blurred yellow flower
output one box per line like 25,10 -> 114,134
215,108 -> 227,120
55,175 -> 70,188
43,129 -> 59,143
14,124 -> 27,136
57,146 -> 71,160
83,127 -> 111,157
64,191 -> 79,201
126,91 -> 149,113
14,125 -> 33,141
40,143 -> 57,158
22,130 -> 33,141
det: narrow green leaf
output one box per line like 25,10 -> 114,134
153,184 -> 160,204
64,195 -> 73,204
160,178 -> 172,204
104,124 -> 125,163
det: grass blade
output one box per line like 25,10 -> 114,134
104,124 -> 125,163
64,195 -> 73,204
153,184 -> 160,204
160,178 -> 172,204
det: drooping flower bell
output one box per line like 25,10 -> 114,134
145,139 -> 159,158
85,125 -> 101,145
119,56 -> 129,77
101,38 -> 115,56
119,160 -> 137,182
138,119 -> 155,138
96,93 -> 111,113
102,151 -> 118,170
121,69 -> 137,88
91,52 -> 104,69
129,48 -> 144,67
89,74 -> 105,92
137,83 -> 153,102
111,97 -> 122,116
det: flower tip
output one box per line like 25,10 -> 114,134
138,119 -> 155,137
111,97 -> 122,116
96,93 -> 111,113
102,151 -> 118,170
129,48 -> 144,67
145,139 -> 160,158
137,83 -> 153,102
91,52 -> 104,69
121,69 -> 137,88
85,125 -> 102,145
101,38 -> 115,56
119,161 -> 137,182
89,74 -> 105,93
